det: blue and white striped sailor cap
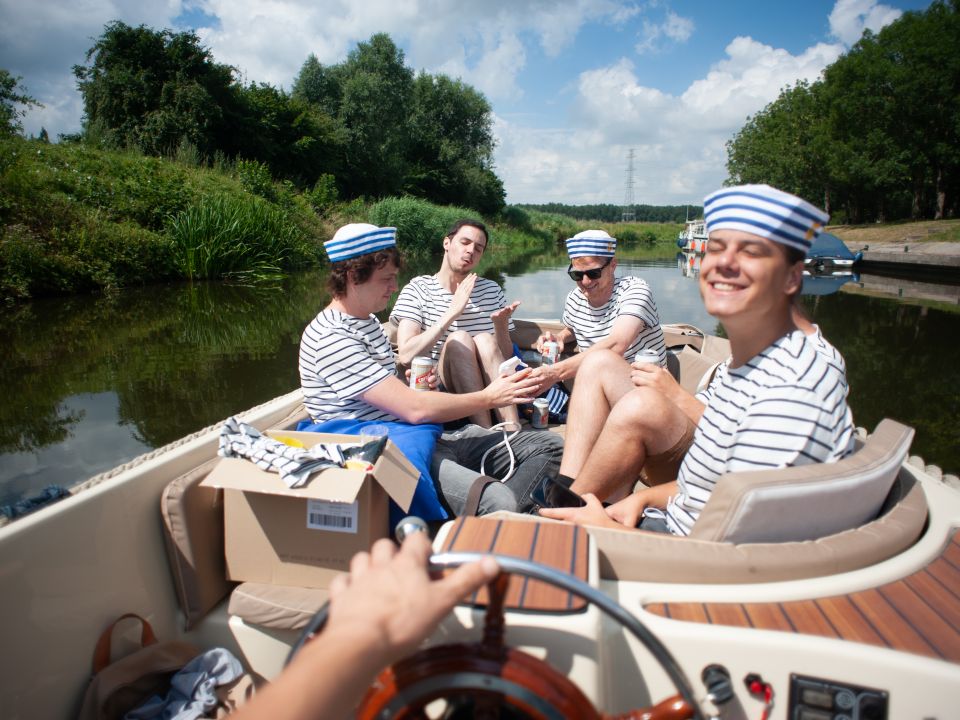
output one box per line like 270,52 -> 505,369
565,229 -> 617,259
703,184 -> 829,254
323,223 -> 397,262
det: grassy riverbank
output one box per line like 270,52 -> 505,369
0,136 -> 683,302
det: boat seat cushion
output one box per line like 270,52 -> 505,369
690,419 -> 915,543
228,583 -> 329,630
160,457 -> 234,630
496,464 -> 926,584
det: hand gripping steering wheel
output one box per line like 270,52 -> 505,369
288,551 -> 703,720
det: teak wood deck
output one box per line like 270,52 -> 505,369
646,530 -> 960,663
441,516 -> 589,613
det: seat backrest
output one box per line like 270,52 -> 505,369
689,419 -> 915,543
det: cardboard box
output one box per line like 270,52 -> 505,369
201,431 -> 419,589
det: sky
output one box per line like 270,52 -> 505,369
0,0 -> 934,207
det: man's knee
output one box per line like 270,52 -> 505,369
579,348 -> 626,374
476,482 -> 517,514
612,389 -> 686,444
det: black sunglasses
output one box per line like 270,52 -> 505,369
567,256 -> 612,282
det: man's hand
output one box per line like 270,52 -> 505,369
630,362 -> 682,402
447,273 -> 477,321
491,300 -> 520,327
538,494 -> 625,530
483,367 -> 539,408
529,364 -> 560,396
535,330 -> 565,355
327,534 -> 499,666
403,365 -> 438,390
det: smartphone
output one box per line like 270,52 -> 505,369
531,476 -> 586,509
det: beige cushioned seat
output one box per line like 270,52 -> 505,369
589,419 -> 925,583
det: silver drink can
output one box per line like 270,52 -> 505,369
532,398 -> 550,429
634,349 -> 661,365
542,341 -> 559,365
410,356 -> 435,390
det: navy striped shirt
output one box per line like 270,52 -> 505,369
561,275 -> 666,364
667,329 -> 855,536
299,310 -> 399,423
389,275 -> 513,360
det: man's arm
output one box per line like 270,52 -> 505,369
491,300 -> 520,360
394,275 -> 477,366
362,371 -> 540,425
535,315 -> 645,387
231,534 -> 499,720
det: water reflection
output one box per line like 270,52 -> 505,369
2,247 -> 957,508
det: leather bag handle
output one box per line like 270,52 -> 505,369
91,613 -> 158,674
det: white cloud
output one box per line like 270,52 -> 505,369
497,35 -> 845,205
828,0 -> 903,46
636,10 -> 694,54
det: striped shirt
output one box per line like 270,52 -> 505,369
667,329 -> 855,536
299,309 -> 399,423
561,275 -> 666,364
389,275 -> 514,360
808,324 -> 848,394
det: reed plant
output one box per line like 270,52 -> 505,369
167,194 -> 318,281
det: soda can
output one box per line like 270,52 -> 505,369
542,341 -> 559,365
532,398 -> 550,429
410,356 -> 436,391
634,349 -> 661,365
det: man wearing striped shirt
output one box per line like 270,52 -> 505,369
300,223 -> 563,517
540,185 -> 855,536
390,220 -> 520,428
530,229 -> 666,398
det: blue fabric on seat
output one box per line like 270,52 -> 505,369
295,418 -> 449,528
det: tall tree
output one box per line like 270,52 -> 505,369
73,22 -> 237,155
406,73 -> 502,213
335,33 -> 414,197
291,54 -> 340,117
0,69 -> 40,135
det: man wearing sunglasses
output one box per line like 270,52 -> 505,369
530,229 -> 666,398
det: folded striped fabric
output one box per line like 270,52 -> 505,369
218,416 -> 346,488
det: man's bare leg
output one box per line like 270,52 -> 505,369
558,350 -> 635,478
439,331 -> 492,427
570,387 -> 692,501
473,332 -> 521,426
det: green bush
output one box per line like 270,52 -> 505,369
236,158 -> 276,201
368,196 -> 480,255
167,193 -> 318,281
306,173 -> 339,214
500,205 -> 532,232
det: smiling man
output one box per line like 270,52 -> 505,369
390,220 -> 520,428
540,185 -> 855,535
531,229 -> 666,396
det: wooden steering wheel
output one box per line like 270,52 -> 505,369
289,551 -> 702,720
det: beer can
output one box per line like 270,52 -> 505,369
634,349 -> 661,365
542,341 -> 559,365
532,398 -> 550,429
410,356 -> 435,390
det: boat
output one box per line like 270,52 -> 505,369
801,268 -> 860,296
1,319 -> 957,719
676,219 -> 708,254
805,232 -> 864,269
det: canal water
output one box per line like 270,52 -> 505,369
2,249 -> 958,510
